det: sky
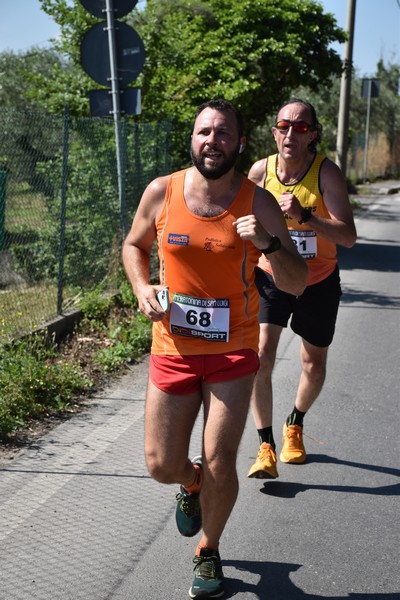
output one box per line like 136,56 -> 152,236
0,0 -> 399,77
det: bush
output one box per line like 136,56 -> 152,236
0,335 -> 92,438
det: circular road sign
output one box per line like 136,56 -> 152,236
79,0 -> 138,19
80,21 -> 145,87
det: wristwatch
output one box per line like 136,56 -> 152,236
261,235 -> 281,255
298,208 -> 312,224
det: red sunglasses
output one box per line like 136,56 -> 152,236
275,120 -> 311,134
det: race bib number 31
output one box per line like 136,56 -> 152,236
170,293 -> 230,342
290,230 -> 317,259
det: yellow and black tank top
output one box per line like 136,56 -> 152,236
259,153 -> 337,286
152,168 -> 261,355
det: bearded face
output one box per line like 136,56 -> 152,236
190,107 -> 243,180
190,143 -> 241,180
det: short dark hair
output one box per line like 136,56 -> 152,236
276,97 -> 322,152
194,98 -> 244,138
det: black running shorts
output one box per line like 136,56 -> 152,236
255,265 -> 342,348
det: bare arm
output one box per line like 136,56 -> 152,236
281,159 -> 357,248
122,176 -> 170,321
247,158 -> 268,187
234,186 -> 308,297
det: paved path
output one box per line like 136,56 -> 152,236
1,184 -> 399,600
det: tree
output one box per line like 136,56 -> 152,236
288,59 -> 400,181
374,60 -> 400,175
133,0 -> 345,121
130,0 -> 347,167
35,0 -> 347,167
0,48 -> 60,110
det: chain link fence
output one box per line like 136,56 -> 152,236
0,108 -> 171,343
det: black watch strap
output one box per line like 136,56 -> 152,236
298,208 -> 312,224
261,235 -> 281,255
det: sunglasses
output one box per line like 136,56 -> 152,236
275,120 -> 311,134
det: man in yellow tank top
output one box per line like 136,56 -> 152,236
123,99 -> 307,598
247,98 -> 357,480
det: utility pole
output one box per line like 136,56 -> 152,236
335,0 -> 357,179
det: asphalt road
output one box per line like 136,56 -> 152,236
1,185 -> 399,600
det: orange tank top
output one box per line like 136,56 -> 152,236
259,153 -> 337,286
152,169 -> 261,355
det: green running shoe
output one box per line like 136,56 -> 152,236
189,548 -> 224,599
175,456 -> 202,537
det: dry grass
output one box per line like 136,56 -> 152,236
0,283 -> 79,343
5,183 -> 49,232
347,133 -> 391,182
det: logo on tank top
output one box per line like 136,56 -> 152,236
168,233 -> 189,245
203,237 -> 235,252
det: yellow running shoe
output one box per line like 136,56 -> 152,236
279,424 -> 306,463
247,442 -> 279,479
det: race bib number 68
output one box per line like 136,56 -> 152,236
170,293 -> 230,342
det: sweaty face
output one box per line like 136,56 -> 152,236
190,107 -> 241,180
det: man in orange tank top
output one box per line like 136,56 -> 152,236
247,98 -> 357,480
123,99 -> 307,598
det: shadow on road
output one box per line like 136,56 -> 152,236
258,454 -> 399,499
222,558 -> 398,599
338,241 -> 400,273
339,286 -> 400,308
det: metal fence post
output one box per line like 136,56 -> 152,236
57,104 -> 70,315
0,169 -> 6,252
120,116 -> 128,238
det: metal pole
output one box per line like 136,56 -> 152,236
0,169 -> 6,252
57,103 -> 69,315
104,0 -> 126,237
335,0 -> 357,178
362,79 -> 372,183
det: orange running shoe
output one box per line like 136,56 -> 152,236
279,424 -> 306,463
247,442 -> 279,479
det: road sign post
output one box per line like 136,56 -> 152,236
79,0 -> 145,236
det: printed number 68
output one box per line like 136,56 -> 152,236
186,310 -> 211,328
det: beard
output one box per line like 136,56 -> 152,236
190,145 -> 240,180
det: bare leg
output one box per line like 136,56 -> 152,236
197,374 -> 255,550
144,378 -> 202,486
250,323 -> 283,429
294,338 -> 329,414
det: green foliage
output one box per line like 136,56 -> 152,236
8,116 -> 122,288
130,0 -> 347,168
0,281 -> 152,437
78,286 -> 115,324
31,0 -> 347,168
78,276 -> 152,372
34,0 -> 99,115
118,276 -> 139,309
0,49 -> 61,111
0,335 -> 92,438
136,0 -> 345,120
94,312 -> 152,372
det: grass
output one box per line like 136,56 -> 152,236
5,182 -> 49,231
0,283 -> 81,343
